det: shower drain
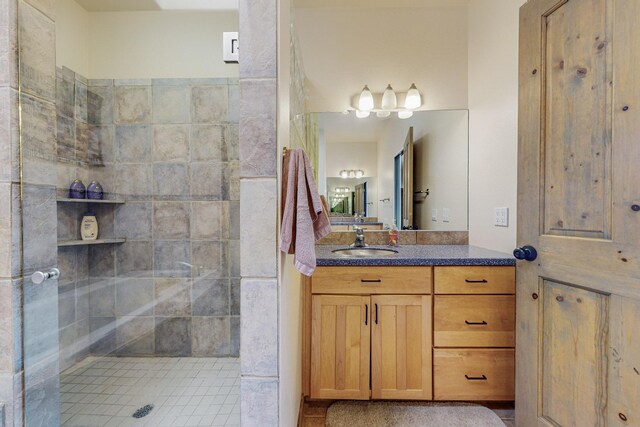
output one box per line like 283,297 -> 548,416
132,404 -> 155,418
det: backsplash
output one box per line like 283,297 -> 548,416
317,230 -> 469,245
56,67 -> 240,368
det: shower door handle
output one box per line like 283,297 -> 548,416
31,268 -> 60,284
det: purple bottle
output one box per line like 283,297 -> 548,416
87,181 -> 104,200
69,179 -> 86,199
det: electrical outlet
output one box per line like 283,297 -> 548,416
494,207 -> 509,227
442,208 -> 450,223
432,209 -> 438,221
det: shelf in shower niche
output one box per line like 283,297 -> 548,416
57,198 -> 125,204
58,238 -> 126,247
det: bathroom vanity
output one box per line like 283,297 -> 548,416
302,245 -> 515,402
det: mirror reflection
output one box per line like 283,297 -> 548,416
317,110 -> 468,231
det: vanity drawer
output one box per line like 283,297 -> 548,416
434,349 -> 515,401
312,266 -> 432,294
434,296 -> 515,347
434,266 -> 515,294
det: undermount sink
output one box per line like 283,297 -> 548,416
332,248 -> 398,257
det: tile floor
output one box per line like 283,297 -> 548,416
60,357 -> 240,427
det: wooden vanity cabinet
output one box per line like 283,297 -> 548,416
307,266 -> 432,400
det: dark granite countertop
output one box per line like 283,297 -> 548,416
330,221 -> 384,226
316,245 -> 515,266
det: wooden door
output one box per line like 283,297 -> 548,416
402,127 -> 414,229
371,295 -> 432,400
518,0 -> 640,425
310,295 -> 370,399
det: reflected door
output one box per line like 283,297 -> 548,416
517,0 -> 640,425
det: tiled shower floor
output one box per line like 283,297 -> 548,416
60,357 -> 240,426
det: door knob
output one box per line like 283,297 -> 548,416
513,245 -> 537,261
31,268 -> 60,284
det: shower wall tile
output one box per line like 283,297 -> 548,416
192,241 -> 225,280
75,121 -> 89,162
114,86 -> 151,124
154,278 -> 191,317
223,161 -> 240,201
191,201 -> 222,240
21,185 -> 57,273
152,85 -> 190,124
153,202 -> 190,239
238,0 -> 276,79
191,124 -> 223,162
18,0 -> 55,101
89,316 -> 116,355
0,88 -> 19,183
192,278 -> 229,316
56,115 -> 75,161
88,245 -> 115,278
0,183 -> 20,278
58,284 -> 76,328
88,278 -> 115,317
88,125 -> 115,164
230,278 -> 240,316
191,85 -> 228,123
240,378 -> 278,427
230,315 -> 239,356
115,241 -> 153,277
154,240 -> 191,278
92,204 -> 115,239
115,278 -> 154,316
116,125 -> 152,163
20,94 -> 57,186
224,124 -> 239,162
23,0 -> 55,21
114,202 -> 152,240
192,317 -> 229,356
154,317 -> 191,356
153,162 -> 190,200
74,80 -> 87,123
115,163 -> 153,200
115,316 -> 154,355
239,79 -> 277,177
240,279 -> 277,376
56,72 -> 75,119
228,84 -> 239,123
153,125 -> 189,162
88,84 -> 114,125
191,162 -> 222,200
240,180 -> 276,278
114,79 -> 151,86
76,279 -> 89,320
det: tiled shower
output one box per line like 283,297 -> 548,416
55,67 -> 240,369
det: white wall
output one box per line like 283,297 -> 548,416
467,0 -> 525,253
295,5 -> 468,112
325,141 -> 377,178
56,0 -> 90,77
376,111 -> 468,230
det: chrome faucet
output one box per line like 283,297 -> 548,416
350,226 -> 367,248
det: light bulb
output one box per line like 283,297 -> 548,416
381,84 -> 397,110
404,83 -> 422,109
376,111 -> 391,118
398,110 -> 413,119
340,170 -> 349,179
355,110 -> 370,119
358,85 -> 374,111
355,170 -> 364,179
348,170 -> 356,179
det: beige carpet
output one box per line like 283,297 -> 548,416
325,401 -> 506,427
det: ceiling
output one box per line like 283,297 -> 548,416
74,0 -> 238,12
295,0 -> 468,8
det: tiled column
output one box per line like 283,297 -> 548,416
238,0 -> 280,425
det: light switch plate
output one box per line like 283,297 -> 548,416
432,209 -> 438,221
494,207 -> 509,227
442,208 -> 450,222
223,32 -> 239,63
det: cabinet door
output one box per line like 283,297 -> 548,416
371,295 -> 432,400
310,295 -> 370,399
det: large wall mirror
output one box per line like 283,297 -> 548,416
316,110 -> 469,231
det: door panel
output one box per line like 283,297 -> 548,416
371,295 -> 431,400
518,0 -> 640,426
310,295 -> 370,399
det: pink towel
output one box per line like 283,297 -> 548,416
280,148 -> 332,276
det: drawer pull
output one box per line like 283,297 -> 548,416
361,279 -> 382,283
365,304 -> 368,325
465,320 -> 488,325
465,279 -> 488,283
465,374 -> 488,381
375,303 -> 379,324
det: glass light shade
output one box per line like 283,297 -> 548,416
348,170 -> 356,179
376,111 -> 391,118
340,170 -> 349,179
398,110 -> 414,119
355,110 -> 370,119
381,84 -> 397,110
404,83 -> 422,109
355,170 -> 364,179
358,85 -> 375,111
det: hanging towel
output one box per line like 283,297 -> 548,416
281,148 -> 332,276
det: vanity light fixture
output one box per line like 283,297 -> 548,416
340,170 -> 349,179
339,170 -> 365,179
398,110 -> 414,119
358,85 -> 374,111
355,110 -> 370,118
381,84 -> 397,110
376,111 -> 391,118
404,83 -> 422,109
354,170 -> 364,179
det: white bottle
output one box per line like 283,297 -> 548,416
81,212 -> 98,241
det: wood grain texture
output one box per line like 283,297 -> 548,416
310,295 -> 370,399
434,266 -> 515,295
434,296 -> 515,347
312,266 -> 432,295
434,348 -> 515,401
371,295 -> 432,400
303,275 -> 312,396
